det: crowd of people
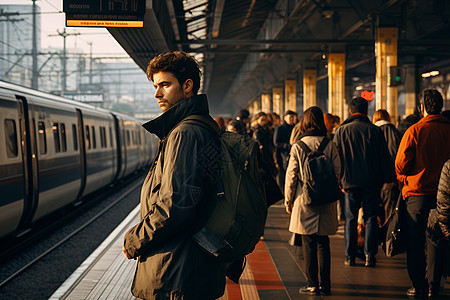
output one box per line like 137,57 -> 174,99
213,92 -> 450,298
122,50 -> 450,300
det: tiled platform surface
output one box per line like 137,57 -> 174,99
52,204 -> 450,300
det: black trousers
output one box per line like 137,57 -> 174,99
302,234 -> 331,289
404,195 -> 436,291
426,229 -> 447,294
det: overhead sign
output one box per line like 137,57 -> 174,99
64,93 -> 104,103
361,90 -> 374,101
63,0 -> 145,28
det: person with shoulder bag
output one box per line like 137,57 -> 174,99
284,106 -> 341,296
426,158 -> 450,298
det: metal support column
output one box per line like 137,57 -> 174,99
285,79 -> 297,113
253,97 -> 261,113
272,87 -> 284,117
328,53 -> 346,117
303,69 -> 317,111
376,27 -> 398,121
404,64 -> 416,116
261,93 -> 271,112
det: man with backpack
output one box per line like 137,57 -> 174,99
121,51 -> 226,299
122,51 -> 267,300
333,97 -> 394,268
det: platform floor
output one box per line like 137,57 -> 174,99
51,204 -> 450,300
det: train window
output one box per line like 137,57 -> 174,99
126,130 -> 131,146
132,131 -> 135,145
38,121 -> 47,154
4,119 -> 18,158
102,127 -> 107,148
61,123 -> 67,152
72,124 -> 78,151
91,126 -> 96,149
85,125 -> 91,149
53,123 -> 61,153
138,131 -> 141,145
109,127 -> 113,148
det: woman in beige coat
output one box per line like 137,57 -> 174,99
285,106 -> 341,296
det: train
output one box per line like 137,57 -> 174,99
0,80 -> 158,240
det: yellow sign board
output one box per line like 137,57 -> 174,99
66,20 -> 143,27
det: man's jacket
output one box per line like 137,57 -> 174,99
123,94 -> 225,300
395,114 -> 450,199
333,114 -> 394,189
437,159 -> 450,239
274,121 -> 294,170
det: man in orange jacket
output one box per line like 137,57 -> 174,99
395,89 -> 450,298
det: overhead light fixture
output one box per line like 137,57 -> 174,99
422,73 -> 431,78
355,85 -> 363,90
322,54 -> 326,60
429,70 -> 440,76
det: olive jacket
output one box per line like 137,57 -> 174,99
285,134 -> 341,235
123,95 -> 226,300
437,158 -> 450,239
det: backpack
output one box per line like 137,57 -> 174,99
182,115 -> 268,262
297,138 -> 340,207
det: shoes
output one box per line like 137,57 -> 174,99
365,254 -> 376,267
319,286 -> 331,296
344,257 -> 355,266
406,287 -> 428,299
428,288 -> 439,299
299,286 -> 320,295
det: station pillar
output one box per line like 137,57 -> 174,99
404,64 -> 416,116
261,93 -> 272,113
252,97 -> 261,113
375,27 -> 398,122
272,87 -> 284,116
328,53 -> 346,118
285,79 -> 297,113
303,69 -> 317,111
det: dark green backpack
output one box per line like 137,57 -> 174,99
184,115 -> 268,262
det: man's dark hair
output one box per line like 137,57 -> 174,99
349,97 -> 368,114
237,109 -> 250,120
421,89 -> 443,115
299,106 -> 327,133
146,51 -> 201,95
285,110 -> 297,117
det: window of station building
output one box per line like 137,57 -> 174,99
4,119 -> 18,158
126,130 -> 130,146
72,124 -> 78,151
85,125 -> 91,149
53,123 -> 61,153
60,123 -> 67,152
91,126 -> 96,149
38,121 -> 47,154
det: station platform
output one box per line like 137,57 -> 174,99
50,204 -> 450,300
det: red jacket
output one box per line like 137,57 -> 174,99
395,114 -> 450,199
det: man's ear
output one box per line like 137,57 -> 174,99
183,79 -> 194,93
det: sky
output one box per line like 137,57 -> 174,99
0,0 -> 132,61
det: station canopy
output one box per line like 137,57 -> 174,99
107,0 -> 450,115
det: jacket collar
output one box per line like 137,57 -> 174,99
418,114 -> 450,125
374,120 -> 391,127
142,94 -> 210,140
342,114 -> 371,126
298,129 -> 327,140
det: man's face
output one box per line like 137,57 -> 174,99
153,71 -> 192,113
285,114 -> 296,126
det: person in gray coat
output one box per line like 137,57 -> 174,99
285,106 -> 341,296
122,51 -> 226,300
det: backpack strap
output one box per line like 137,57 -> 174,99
317,137 -> 330,153
181,115 -> 221,136
297,141 -> 311,154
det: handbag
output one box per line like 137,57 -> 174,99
381,192 -> 406,257
288,232 -> 302,246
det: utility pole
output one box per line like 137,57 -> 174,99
32,0 -> 38,89
88,41 -> 93,84
49,29 -> 80,94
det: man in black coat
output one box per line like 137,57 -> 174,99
333,97 -> 394,268
274,110 -> 297,190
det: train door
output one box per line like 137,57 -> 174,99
15,96 -> 39,235
0,95 -> 26,238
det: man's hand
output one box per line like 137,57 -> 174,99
122,245 -> 132,259
286,203 -> 293,214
